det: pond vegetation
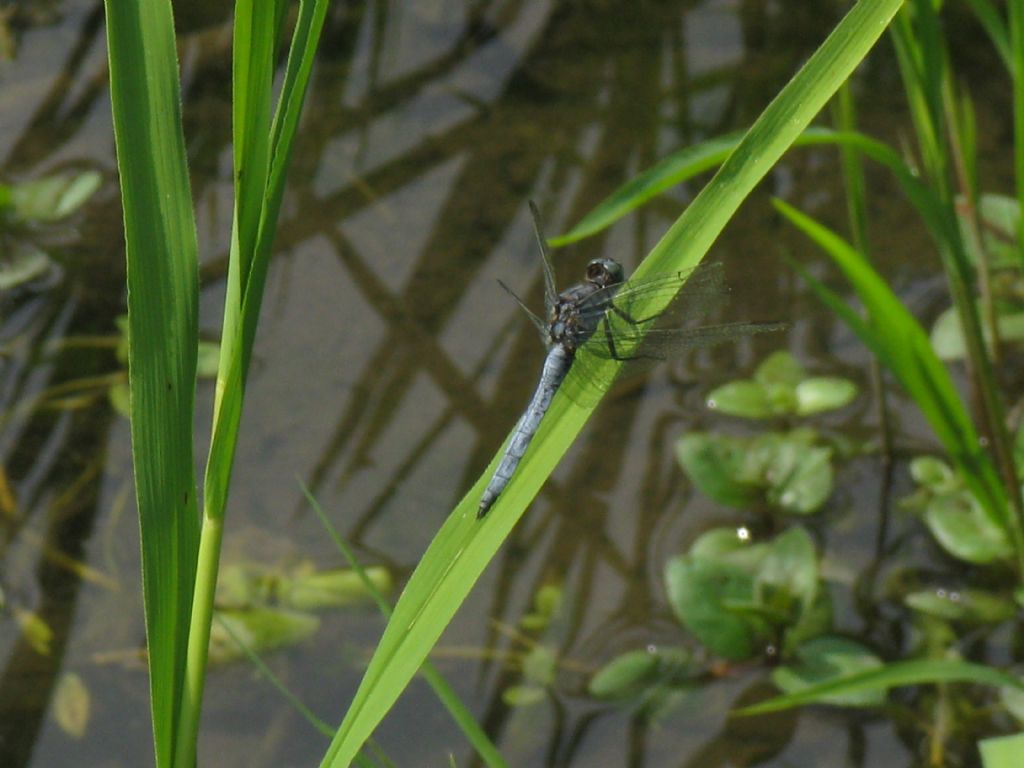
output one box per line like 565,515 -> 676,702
6,0 -> 1024,766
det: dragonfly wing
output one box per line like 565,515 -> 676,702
618,321 -> 788,359
499,278 -> 547,342
529,201 -> 559,320
569,262 -> 730,347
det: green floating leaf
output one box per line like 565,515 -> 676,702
208,608 -> 320,665
677,431 -> 834,514
923,489 -> 1013,564
784,589 -> 834,654
909,456 -> 956,490
8,170 -> 102,222
13,606 -> 52,655
707,351 -> 855,419
196,340 -> 222,379
676,433 -> 765,507
795,377 -> 858,415
904,588 -> 1016,624
980,732 -> 1024,768
108,381 -> 130,417
999,682 -> 1024,725
0,247 -> 53,290
665,555 -> 764,661
282,565 -> 392,611
521,583 -> 563,631
771,636 -> 884,708
53,672 -> 91,739
502,685 -> 546,707
757,527 -> 819,615
688,527 -> 755,559
766,440 -> 834,516
958,193 -> 1021,269
216,560 -> 392,612
755,350 -> 807,387
522,645 -> 558,687
588,647 -> 693,701
707,380 -> 777,419
931,306 -> 1024,361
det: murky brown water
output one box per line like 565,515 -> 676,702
0,1 -> 1014,766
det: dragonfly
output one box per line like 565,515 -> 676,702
477,202 -> 785,518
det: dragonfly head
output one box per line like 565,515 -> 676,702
585,258 -> 625,289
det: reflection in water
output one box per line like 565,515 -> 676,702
0,1 -> 999,766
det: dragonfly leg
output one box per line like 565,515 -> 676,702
601,315 -> 645,361
610,305 -> 660,326
601,313 -> 671,361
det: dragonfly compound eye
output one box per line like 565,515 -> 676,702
585,258 -> 624,287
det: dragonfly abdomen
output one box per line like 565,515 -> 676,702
478,345 -> 572,517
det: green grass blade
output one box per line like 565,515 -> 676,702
103,2 -> 200,766
980,733 -> 1024,768
1011,0 -> 1024,270
302,486 -> 509,768
204,0 -> 330,519
964,0 -> 1012,69
734,659 -> 1024,715
177,2 -> 330,763
321,1 -> 905,765
775,200 -> 1014,551
552,127 -> 875,246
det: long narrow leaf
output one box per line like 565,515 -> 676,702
775,200 -> 1010,539
103,2 -> 200,766
552,127 -> 880,246
302,486 -> 508,768
321,1 -> 906,765
177,2 -> 331,764
735,659 -> 1024,715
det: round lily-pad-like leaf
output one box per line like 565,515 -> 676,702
771,636 -> 885,707
765,440 -> 833,515
706,380 -> 776,419
923,491 -> 1013,564
931,305 -> 1024,361
794,377 -> 857,416
976,193 -> 1022,268
0,246 -> 53,290
9,170 -> 102,222
754,350 -> 806,387
689,527 -> 755,560
53,672 -> 90,739
502,685 -> 546,707
784,589 -> 834,654
909,456 -> 955,490
522,645 -> 558,687
757,526 -> 819,612
665,556 -> 763,661
282,565 -> 392,611
1000,677 -> 1024,724
930,307 -> 964,360
588,646 -> 692,700
675,433 -> 764,508
904,588 -> 1017,624
209,607 -> 320,665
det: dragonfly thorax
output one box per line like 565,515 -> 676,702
545,258 -> 626,353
